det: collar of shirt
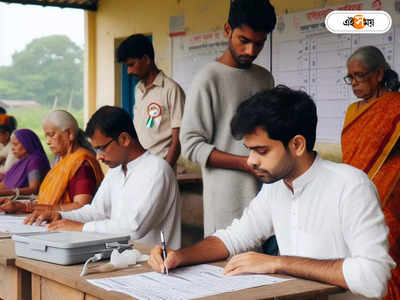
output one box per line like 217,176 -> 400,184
281,153 -> 321,196
117,151 -> 150,178
137,71 -> 165,94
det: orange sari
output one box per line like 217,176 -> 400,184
342,92 -> 400,300
37,147 -> 103,205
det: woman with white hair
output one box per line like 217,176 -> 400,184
0,110 -> 103,213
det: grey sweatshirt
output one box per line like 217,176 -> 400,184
180,61 -> 274,236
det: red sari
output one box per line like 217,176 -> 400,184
342,92 -> 400,299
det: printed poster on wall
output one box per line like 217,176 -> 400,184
272,0 -> 400,143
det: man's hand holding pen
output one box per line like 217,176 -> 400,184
160,231 -> 169,275
148,241 -> 182,274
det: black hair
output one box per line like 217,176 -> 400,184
8,116 -> 17,132
0,124 -> 12,134
116,34 -> 154,63
228,0 -> 276,33
0,107 -> 6,114
382,69 -> 400,91
231,85 -> 317,152
85,106 -> 138,141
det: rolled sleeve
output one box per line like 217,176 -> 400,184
187,141 -> 215,168
341,181 -> 395,298
180,77 -> 216,167
343,256 -> 393,298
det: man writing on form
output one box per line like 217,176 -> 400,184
150,86 -> 395,299
25,106 -> 181,249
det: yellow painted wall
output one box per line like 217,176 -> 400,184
85,0 -> 356,118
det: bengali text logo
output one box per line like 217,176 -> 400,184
325,10 -> 391,34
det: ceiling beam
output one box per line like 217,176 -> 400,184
0,0 -> 97,11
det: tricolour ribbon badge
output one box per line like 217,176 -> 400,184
146,102 -> 162,128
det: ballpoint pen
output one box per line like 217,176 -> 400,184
160,230 -> 169,275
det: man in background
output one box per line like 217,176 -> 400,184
117,34 -> 185,168
180,0 -> 276,237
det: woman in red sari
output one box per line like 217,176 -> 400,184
342,46 -> 400,299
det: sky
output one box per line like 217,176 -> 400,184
0,2 -> 84,66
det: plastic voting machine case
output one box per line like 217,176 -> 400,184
12,231 -> 130,265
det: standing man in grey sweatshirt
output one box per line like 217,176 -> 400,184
180,0 -> 276,237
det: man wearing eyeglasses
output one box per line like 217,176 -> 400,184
25,106 -> 181,249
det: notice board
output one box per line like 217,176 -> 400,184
272,0 -> 400,143
171,0 -> 400,143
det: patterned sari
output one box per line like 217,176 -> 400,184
341,92 -> 400,300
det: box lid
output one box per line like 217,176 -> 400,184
12,231 -> 130,249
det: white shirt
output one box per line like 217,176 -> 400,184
61,151 -> 181,249
214,155 -> 395,299
0,141 -> 18,173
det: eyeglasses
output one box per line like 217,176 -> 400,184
343,71 -> 372,85
94,139 -> 114,155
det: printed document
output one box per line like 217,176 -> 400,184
87,264 -> 291,300
0,215 -> 46,233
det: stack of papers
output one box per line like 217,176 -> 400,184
0,215 -> 46,234
88,264 -> 291,300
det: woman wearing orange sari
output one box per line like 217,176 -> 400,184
342,46 -> 400,299
0,110 -> 104,213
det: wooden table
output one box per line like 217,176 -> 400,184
0,240 -> 30,300
0,232 -> 11,239
177,172 -> 202,185
16,244 -> 343,300
0,240 -> 344,300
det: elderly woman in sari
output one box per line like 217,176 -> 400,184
0,110 -> 104,213
0,129 -> 50,197
341,45 -> 400,300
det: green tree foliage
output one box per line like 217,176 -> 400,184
0,35 -> 83,109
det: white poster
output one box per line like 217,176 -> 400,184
272,0 -> 400,143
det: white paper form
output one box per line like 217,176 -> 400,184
87,264 -> 291,300
0,215 -> 46,233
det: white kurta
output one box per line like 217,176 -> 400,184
215,155 -> 395,299
61,151 -> 181,249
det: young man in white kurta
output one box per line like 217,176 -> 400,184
149,86 -> 394,299
215,154 -> 394,299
